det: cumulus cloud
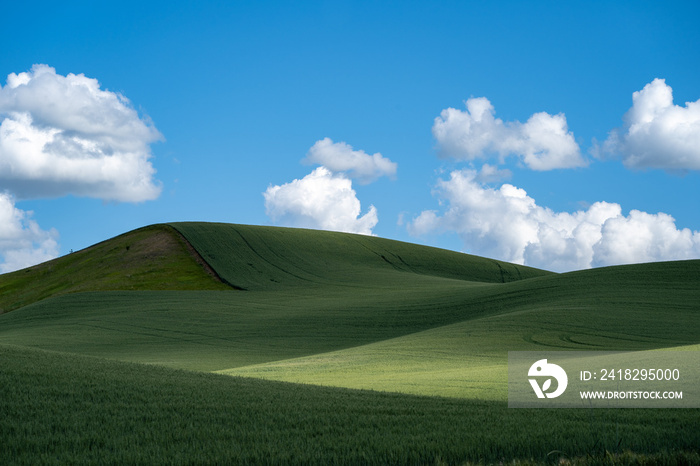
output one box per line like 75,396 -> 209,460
303,137 -> 397,184
432,97 -> 586,170
408,168 -> 700,271
263,167 -> 378,235
601,78 -> 700,171
0,193 -> 59,274
0,64 -> 162,201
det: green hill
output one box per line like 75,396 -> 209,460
0,224 -> 229,314
1,222 -> 698,396
169,222 -> 551,290
1,222 -> 699,463
0,222 -> 553,371
0,222 -> 548,314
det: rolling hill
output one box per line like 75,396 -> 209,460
0,222 -> 698,389
169,222 -> 550,290
1,222 -> 699,463
0,224 -> 229,314
222,259 -> 700,398
0,222 -> 555,372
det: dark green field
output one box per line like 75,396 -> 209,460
1,222 -> 698,464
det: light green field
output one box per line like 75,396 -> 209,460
220,261 -> 700,399
3,344 -> 698,465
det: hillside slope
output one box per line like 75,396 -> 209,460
0,222 -> 550,314
169,222 -> 552,290
0,222 -> 552,371
1,222 -> 697,400
223,260 -> 700,398
2,222 -> 698,464
0,224 -> 230,313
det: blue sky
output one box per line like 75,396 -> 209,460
1,0 -> 699,272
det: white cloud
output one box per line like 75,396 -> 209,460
303,137 -> 397,184
263,167 -> 378,235
432,97 -> 586,170
0,64 -> 162,202
593,210 -> 700,266
408,168 -> 700,272
0,192 -> 59,274
602,78 -> 700,171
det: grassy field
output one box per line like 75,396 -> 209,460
222,260 -> 700,398
2,344 -> 698,465
1,222 -> 698,463
0,223 -> 556,373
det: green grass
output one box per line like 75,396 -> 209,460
2,344 -> 698,465
2,248 -> 697,394
1,222 -> 699,463
169,222 -> 552,291
0,223 -> 554,372
220,260 -> 700,398
0,224 -> 229,313
0,281 -> 519,372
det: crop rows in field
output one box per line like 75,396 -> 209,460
2,344 -> 699,465
1,222 -> 699,464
